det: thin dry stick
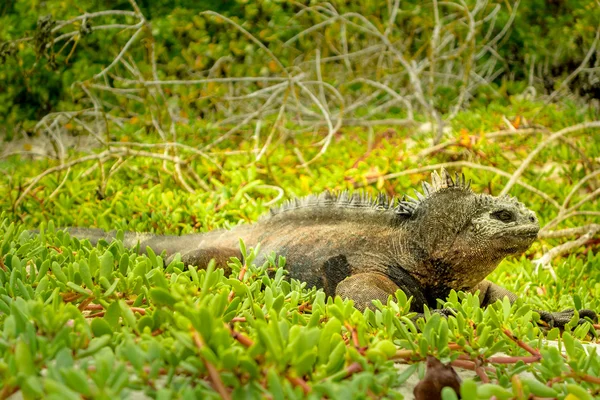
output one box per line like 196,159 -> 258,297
258,185 -> 285,207
202,86 -> 287,151
534,224 -> 600,267
475,0 -> 520,59
290,5 -> 433,124
12,10 -> 140,47
52,10 -> 138,32
547,28 -> 600,103
93,26 -> 144,79
384,0 -> 400,37
304,118 -> 414,127
563,187 -> 600,218
352,78 -> 414,119
362,161 -> 560,208
200,11 -> 289,78
500,121 -> 600,196
174,162 -> 195,194
256,102 -> 287,162
186,166 -> 212,192
336,89 -> 383,117
14,151 -> 113,210
124,76 -> 296,86
344,12 -> 434,119
428,0 -> 441,102
14,147 -> 187,210
542,211 -> 600,233
444,1 -> 476,120
106,141 -> 221,169
297,82 -> 343,166
315,49 -> 330,115
302,80 -> 345,135
107,157 -> 127,182
253,119 -> 262,156
538,224 -> 600,239
417,127 -> 547,158
47,167 -> 71,200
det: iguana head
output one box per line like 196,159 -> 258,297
397,169 -> 539,288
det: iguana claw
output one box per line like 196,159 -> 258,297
536,309 -> 598,329
414,308 -> 457,321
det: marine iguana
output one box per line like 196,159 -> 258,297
65,169 -> 596,327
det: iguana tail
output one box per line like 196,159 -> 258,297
64,227 -> 155,248
63,227 -> 248,269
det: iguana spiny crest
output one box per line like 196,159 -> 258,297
263,169 -> 540,295
270,168 -> 539,262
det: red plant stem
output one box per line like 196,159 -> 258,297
0,384 -> 18,400
232,329 -> 254,347
344,322 -> 365,354
548,372 -> 600,387
392,349 -> 415,360
502,329 -> 541,357
475,359 -> 490,383
78,296 -> 94,311
192,329 -> 231,400
574,372 -> 600,385
287,376 -> 311,395
451,359 -> 477,370
345,362 -> 363,377
62,293 -> 83,302
86,312 -> 105,318
225,323 -> 255,347
451,359 -> 495,374
297,302 -> 312,313
228,261 -> 248,302
488,355 -> 541,364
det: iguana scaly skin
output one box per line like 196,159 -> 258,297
65,169 -> 596,327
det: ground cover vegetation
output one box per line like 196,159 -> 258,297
1,0 -> 600,398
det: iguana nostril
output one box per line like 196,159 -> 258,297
529,215 -> 536,223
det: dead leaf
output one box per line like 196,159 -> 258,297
414,356 -> 461,400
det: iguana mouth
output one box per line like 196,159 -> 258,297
520,229 -> 539,238
506,225 -> 539,238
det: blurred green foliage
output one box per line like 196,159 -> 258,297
1,0 -> 599,137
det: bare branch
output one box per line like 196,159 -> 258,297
200,11 -> 289,78
93,26 -> 144,80
534,225 -> 600,269
547,28 -> 600,102
500,122 -> 600,196
539,224 -> 600,239
362,160 -> 561,208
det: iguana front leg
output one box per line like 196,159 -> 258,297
473,280 -> 598,329
335,272 -> 428,312
536,309 -> 598,329
335,273 -> 400,311
471,280 -> 517,306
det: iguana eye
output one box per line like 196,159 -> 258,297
491,210 -> 515,223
